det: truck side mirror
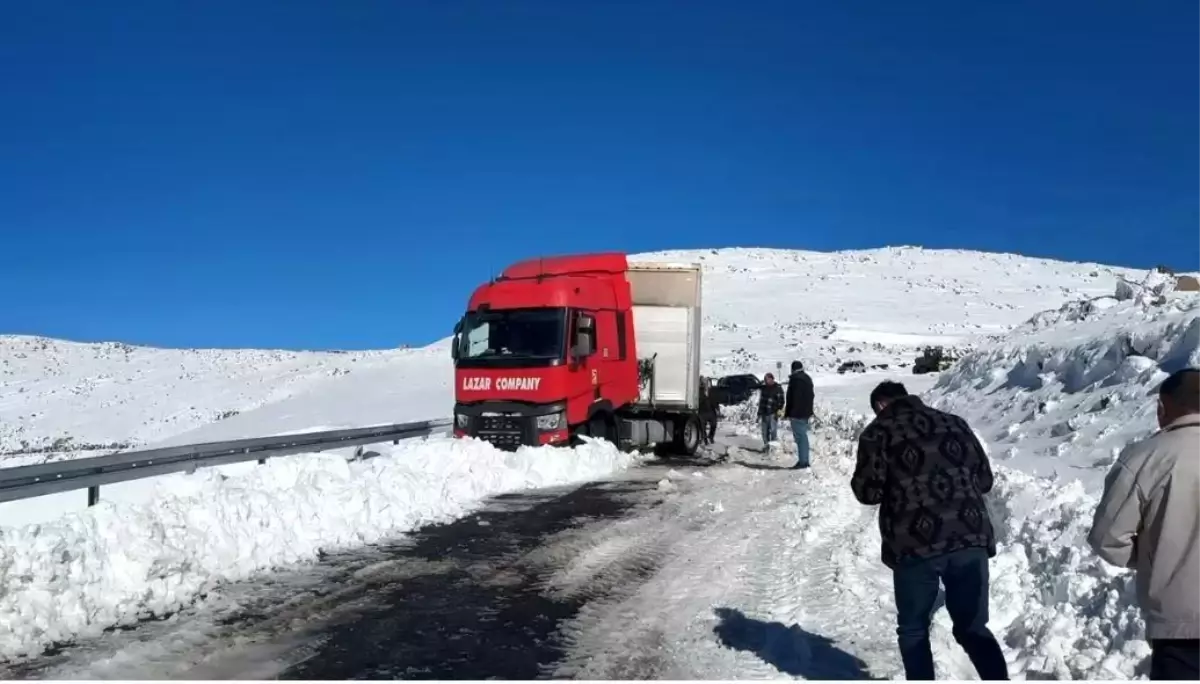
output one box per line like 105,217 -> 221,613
572,337 -> 594,359
572,314 -> 595,359
450,319 -> 463,361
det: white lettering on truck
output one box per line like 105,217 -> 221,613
461,377 -> 542,392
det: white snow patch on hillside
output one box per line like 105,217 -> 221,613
633,246 -> 1139,377
926,291 -> 1200,492
0,435 -> 639,661
0,336 -> 450,464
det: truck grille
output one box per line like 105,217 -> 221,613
475,415 -> 525,450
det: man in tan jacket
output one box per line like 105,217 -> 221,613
1089,367 -> 1199,680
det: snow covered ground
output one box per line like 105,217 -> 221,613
0,436 -> 640,661
7,399 -> 1168,679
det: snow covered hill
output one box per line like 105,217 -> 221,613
0,337 -> 451,464
1,247 -> 1140,458
635,246 -> 1139,377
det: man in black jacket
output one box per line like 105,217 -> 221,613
851,381 -> 1007,681
784,361 -> 815,469
757,373 -> 785,450
698,377 -> 718,445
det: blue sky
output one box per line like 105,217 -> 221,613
2,0 -> 1196,350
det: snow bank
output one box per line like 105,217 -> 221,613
983,468 -> 1146,679
0,436 -> 638,660
926,293 -> 1200,491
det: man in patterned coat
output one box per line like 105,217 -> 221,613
851,381 -> 1008,681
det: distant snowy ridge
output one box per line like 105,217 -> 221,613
634,246 -> 1141,377
0,437 -> 639,661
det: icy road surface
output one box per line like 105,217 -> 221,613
4,427 -> 907,680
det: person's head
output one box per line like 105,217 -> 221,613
791,360 -> 803,373
1157,368 -> 1199,428
868,381 -> 909,415
764,373 -> 775,385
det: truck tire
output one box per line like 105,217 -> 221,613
672,414 -> 702,457
574,413 -> 614,447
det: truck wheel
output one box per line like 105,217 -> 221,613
574,414 -> 613,447
672,415 -> 702,457
588,414 -> 613,444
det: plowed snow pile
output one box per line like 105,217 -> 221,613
920,289 -> 1200,678
0,437 -> 639,660
926,290 -> 1200,491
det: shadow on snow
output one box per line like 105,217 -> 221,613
713,607 -> 880,680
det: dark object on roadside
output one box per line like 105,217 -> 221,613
698,378 -> 719,444
710,373 -> 761,406
912,346 -> 959,375
871,363 -> 889,370
837,360 -> 866,374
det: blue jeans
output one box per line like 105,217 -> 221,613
892,547 -> 1008,680
759,415 -> 778,447
789,418 -> 810,468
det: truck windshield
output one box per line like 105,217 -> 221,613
456,308 -> 567,367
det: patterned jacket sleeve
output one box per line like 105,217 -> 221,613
851,423 -> 887,505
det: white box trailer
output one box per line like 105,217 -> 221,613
626,261 -> 703,411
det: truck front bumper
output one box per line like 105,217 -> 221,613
452,401 -> 569,451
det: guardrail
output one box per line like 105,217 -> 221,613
0,418 -> 452,506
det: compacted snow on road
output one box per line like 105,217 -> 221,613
0,436 -> 640,662
3,403 -> 1162,680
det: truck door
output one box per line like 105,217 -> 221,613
570,311 -> 600,403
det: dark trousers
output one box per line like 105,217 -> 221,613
892,547 -> 1008,680
1150,639 -> 1199,680
701,417 -> 717,443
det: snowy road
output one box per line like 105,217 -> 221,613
3,420 -> 937,681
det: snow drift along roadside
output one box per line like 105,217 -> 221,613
925,292 -> 1199,491
0,436 -> 639,661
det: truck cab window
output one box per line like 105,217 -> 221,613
456,308 -> 567,366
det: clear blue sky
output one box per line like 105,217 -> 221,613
2,0 -> 1196,350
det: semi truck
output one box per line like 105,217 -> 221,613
450,252 -> 704,455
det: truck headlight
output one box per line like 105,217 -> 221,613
455,413 -> 469,429
536,411 -> 564,431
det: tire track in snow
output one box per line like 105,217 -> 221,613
550,426 -> 904,680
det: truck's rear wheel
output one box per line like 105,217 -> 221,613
672,414 -> 702,457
